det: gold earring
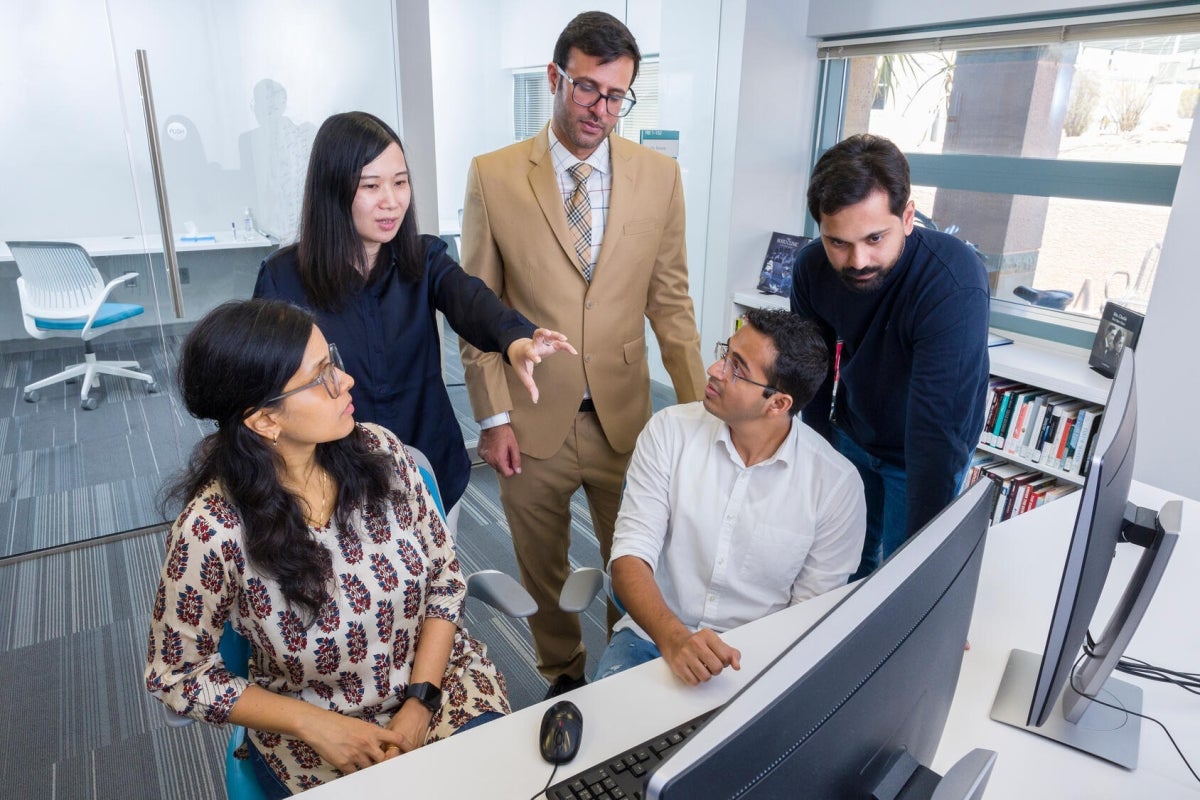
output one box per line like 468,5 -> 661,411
273,432 -> 279,446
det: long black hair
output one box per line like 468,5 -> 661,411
294,111 -> 423,312
165,299 -> 393,623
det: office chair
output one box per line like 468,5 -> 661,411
560,567 -> 626,616
8,240 -> 159,410
161,446 -> 534,799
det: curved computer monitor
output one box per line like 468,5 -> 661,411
647,479 -> 998,799
990,348 -> 1181,768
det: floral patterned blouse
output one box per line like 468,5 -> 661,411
145,423 -> 510,794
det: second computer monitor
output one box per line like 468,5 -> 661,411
647,479 -> 998,799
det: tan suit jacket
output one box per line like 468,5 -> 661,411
460,126 -> 706,459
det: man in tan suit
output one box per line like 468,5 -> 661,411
460,10 -> 706,698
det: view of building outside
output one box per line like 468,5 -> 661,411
841,34 -> 1199,319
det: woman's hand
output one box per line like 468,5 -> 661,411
506,328 -> 578,403
294,705 -> 408,775
386,698 -> 436,755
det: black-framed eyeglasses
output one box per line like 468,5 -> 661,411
555,64 -> 637,118
714,341 -> 778,395
259,343 -> 345,409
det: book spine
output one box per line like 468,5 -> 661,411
1021,397 -> 1053,459
1049,411 -> 1077,471
980,382 -> 1003,446
989,389 -> 1014,447
1005,394 -> 1034,454
994,387 -> 1023,448
1078,412 -> 1105,477
1032,403 -> 1060,464
1069,409 -> 1101,474
1017,395 -> 1046,455
1061,407 -> 1087,471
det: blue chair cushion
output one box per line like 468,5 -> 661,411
34,302 -> 143,331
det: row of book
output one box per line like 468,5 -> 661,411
979,378 -> 1104,477
967,455 -> 1081,524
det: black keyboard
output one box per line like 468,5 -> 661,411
544,709 -> 715,800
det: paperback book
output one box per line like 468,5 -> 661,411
756,232 -> 811,296
1088,302 -> 1144,378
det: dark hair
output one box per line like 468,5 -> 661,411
807,133 -> 910,224
295,111 -> 423,313
743,308 -> 829,415
164,299 -> 393,624
553,11 -> 641,84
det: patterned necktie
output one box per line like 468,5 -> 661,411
566,163 -> 594,280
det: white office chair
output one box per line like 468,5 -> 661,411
8,240 -> 159,410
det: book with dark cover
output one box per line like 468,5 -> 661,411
755,232 -> 811,296
1088,302 -> 1144,378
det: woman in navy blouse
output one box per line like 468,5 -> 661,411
256,111 -> 573,516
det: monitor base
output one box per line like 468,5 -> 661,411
990,648 -> 1142,769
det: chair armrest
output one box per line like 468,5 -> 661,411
79,272 -> 141,337
559,567 -> 608,613
162,705 -> 194,728
466,570 -> 537,618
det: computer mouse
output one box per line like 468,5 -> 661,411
539,699 -> 583,764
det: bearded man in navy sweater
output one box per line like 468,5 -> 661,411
791,134 -> 990,579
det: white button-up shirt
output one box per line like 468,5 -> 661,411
610,402 -> 866,640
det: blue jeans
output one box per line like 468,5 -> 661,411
246,711 -> 505,797
592,628 -> 662,681
833,427 -> 910,581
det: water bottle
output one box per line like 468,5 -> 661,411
240,207 -> 255,241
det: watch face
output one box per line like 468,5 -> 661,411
408,682 -> 442,711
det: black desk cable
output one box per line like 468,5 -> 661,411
1069,651 -> 1198,784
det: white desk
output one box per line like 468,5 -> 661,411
303,481 -> 1198,798
0,232 -> 273,262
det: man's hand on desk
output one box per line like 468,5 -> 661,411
660,628 -> 741,686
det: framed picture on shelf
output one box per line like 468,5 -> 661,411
755,231 -> 811,296
1088,302 -> 1143,378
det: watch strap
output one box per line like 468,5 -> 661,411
404,681 -> 442,712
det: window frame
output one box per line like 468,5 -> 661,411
811,13 -> 1197,347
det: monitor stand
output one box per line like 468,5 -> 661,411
990,648 -> 1142,769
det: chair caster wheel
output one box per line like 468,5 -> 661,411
81,396 -> 99,411
146,381 -> 161,394
24,390 -> 39,403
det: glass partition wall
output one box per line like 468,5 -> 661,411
0,0 -> 402,558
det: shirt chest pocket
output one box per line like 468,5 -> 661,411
736,522 -> 816,596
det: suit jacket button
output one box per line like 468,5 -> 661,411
585,355 -> 593,363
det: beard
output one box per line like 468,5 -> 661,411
837,266 -> 890,293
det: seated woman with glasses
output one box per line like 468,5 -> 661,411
145,299 -> 509,798
255,110 -> 575,523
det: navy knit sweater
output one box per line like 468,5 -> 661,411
790,225 -> 990,536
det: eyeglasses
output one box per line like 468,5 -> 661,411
714,341 -> 777,395
262,344 -> 345,406
555,64 -> 637,118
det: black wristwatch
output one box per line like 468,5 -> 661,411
404,681 -> 442,713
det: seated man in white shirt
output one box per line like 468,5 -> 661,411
593,308 -> 867,685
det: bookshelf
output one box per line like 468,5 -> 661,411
973,336 -> 1111,522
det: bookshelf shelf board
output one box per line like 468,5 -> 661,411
987,337 -> 1110,406
975,443 -> 1085,487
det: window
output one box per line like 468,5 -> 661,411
814,14 -> 1200,333
512,57 -> 660,143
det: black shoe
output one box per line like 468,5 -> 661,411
544,673 -> 587,700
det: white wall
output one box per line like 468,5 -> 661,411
1131,105 -> 1200,500
699,0 -> 816,352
